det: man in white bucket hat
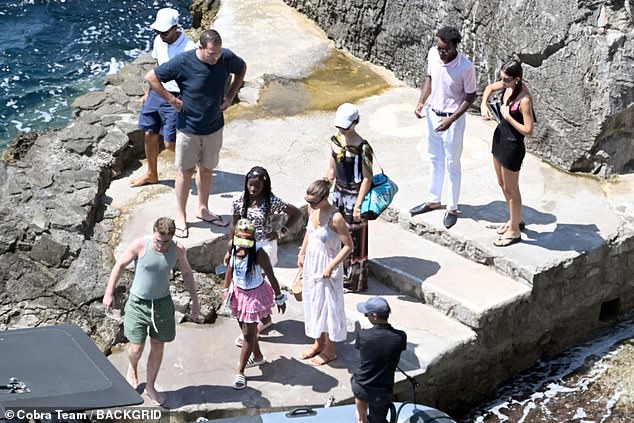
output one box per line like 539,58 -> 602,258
131,8 -> 196,188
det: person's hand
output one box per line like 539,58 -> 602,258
274,293 -> 287,314
434,117 -> 453,132
190,299 -> 200,322
103,293 -> 114,312
414,102 -> 425,119
170,97 -> 183,112
480,104 -> 492,120
220,96 -> 232,111
223,250 -> 231,265
322,264 -> 334,279
501,104 -> 511,120
353,208 -> 362,222
297,253 -> 305,268
140,93 -> 148,106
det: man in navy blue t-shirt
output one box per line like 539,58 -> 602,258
146,29 -> 247,238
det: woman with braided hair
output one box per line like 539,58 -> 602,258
225,166 -> 300,346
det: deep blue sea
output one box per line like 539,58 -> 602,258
0,0 -> 191,150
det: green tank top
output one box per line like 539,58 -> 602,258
130,236 -> 176,299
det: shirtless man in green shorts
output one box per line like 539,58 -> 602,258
103,217 -> 199,406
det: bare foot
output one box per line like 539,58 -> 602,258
300,346 -> 322,360
129,174 -> 159,187
144,386 -> 166,406
126,365 -> 138,389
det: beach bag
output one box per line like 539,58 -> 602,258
360,170 -> 398,220
292,269 -> 303,301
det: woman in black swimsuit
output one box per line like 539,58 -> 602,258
480,60 -> 534,247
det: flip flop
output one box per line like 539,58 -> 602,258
495,221 -> 526,235
310,352 -> 337,366
174,226 -> 189,238
493,236 -> 521,247
197,214 -> 229,227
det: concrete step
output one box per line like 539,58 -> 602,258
368,219 -> 531,330
107,242 -> 475,415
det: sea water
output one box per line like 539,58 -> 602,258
458,318 -> 634,422
0,0 -> 191,149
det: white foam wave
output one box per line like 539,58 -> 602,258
470,320 -> 634,421
107,58 -> 125,75
11,120 -> 30,132
38,111 -> 51,122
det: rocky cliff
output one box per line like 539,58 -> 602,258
0,55 -> 221,352
282,0 -> 634,176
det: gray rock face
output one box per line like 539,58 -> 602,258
0,54 -> 220,349
283,0 -> 634,176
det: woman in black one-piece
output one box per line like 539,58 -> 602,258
481,60 -> 534,247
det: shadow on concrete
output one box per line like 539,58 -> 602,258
398,341 -> 422,373
157,179 -> 175,188
251,356 -> 341,393
373,256 -> 441,283
164,383 -> 271,409
462,201 -> 606,252
522,222 -> 605,252
460,201 -> 556,227
190,169 -> 246,197
188,217 -> 233,235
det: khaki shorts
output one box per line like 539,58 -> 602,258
124,293 -> 175,344
175,128 -> 223,170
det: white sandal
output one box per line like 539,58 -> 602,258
245,357 -> 266,368
232,374 -> 246,390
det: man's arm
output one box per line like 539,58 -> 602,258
103,238 -> 143,311
145,69 -> 183,112
175,242 -> 199,320
220,62 -> 247,111
414,76 -> 432,118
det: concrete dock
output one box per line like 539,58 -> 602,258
105,0 -> 634,419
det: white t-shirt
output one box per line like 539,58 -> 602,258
152,31 -> 196,93
426,47 -> 476,113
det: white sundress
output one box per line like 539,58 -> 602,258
302,208 -> 347,342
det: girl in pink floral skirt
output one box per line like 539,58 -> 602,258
224,218 -> 287,390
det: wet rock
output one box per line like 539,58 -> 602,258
1,132 -> 39,164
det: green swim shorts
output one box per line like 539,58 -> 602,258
124,293 -> 176,344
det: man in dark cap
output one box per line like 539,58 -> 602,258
352,297 -> 407,423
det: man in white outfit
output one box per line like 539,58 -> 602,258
130,8 -> 196,187
411,26 -> 476,229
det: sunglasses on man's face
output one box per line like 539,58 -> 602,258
155,27 -> 174,36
